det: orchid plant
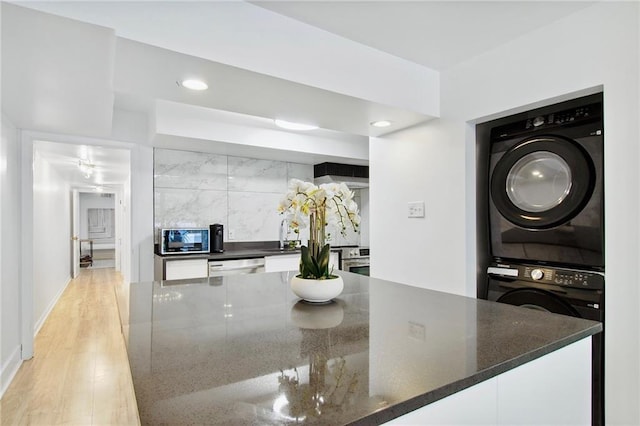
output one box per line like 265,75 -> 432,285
278,179 -> 360,279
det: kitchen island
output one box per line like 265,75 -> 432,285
117,271 -> 601,425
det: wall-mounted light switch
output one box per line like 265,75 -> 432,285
408,201 -> 425,218
228,229 -> 236,240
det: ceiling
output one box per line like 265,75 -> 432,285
112,36 -> 431,137
9,1 -> 439,139
16,1 -> 596,71
252,1 -> 596,71
34,140 -> 131,191
5,1 -> 597,188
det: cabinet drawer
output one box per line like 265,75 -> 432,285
165,258 -> 208,280
264,252 -> 340,273
264,254 -> 300,273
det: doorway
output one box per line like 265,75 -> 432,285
78,192 -> 118,269
22,135 -> 134,359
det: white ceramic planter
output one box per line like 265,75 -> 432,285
290,275 -> 344,303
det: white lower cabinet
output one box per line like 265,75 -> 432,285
388,378 -> 497,425
264,254 -> 299,273
387,337 -> 591,425
496,337 -> 591,425
156,252 -> 341,279
164,258 -> 208,280
264,252 -> 340,273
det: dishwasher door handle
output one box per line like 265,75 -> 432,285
208,259 -> 266,276
209,265 -> 260,271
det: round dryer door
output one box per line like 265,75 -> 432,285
497,288 -> 580,317
491,135 -> 595,229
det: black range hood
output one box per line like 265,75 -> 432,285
314,162 -> 369,188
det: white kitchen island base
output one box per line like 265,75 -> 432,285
388,337 -> 591,425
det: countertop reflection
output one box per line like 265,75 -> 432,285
119,271 -> 601,425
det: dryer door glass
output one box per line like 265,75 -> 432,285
506,151 -> 572,212
490,136 -> 595,229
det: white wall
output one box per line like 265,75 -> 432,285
32,152 -> 72,334
130,144 -> 154,283
114,188 -> 124,272
370,120 -> 465,288
116,107 -> 151,283
358,188 -> 370,247
371,2 -> 639,424
112,109 -> 148,144
1,115 -> 22,396
2,2 -> 115,137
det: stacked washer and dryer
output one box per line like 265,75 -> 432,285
479,93 -> 604,425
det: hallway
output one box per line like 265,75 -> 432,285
1,268 -> 139,425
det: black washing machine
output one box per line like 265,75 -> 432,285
486,262 -> 604,425
488,93 -> 604,270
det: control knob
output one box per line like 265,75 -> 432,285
530,269 -> 544,280
532,116 -> 545,127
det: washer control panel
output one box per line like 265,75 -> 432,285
525,105 -> 595,130
524,267 -> 554,283
489,263 -> 604,290
490,97 -> 603,141
552,270 -> 594,287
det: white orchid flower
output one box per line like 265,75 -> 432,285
279,178 -> 361,243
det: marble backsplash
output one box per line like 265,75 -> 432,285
154,148 -> 361,246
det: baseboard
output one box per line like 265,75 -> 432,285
33,276 -> 71,337
0,345 -> 22,398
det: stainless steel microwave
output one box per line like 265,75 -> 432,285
160,228 -> 210,254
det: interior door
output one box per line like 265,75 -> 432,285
71,189 -> 80,278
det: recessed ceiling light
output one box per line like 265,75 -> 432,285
371,120 -> 392,128
274,119 -> 319,131
180,79 -> 208,91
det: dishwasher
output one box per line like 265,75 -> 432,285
208,258 -> 265,277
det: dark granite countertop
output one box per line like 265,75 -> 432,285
154,242 -> 341,262
155,249 -> 302,261
118,272 -> 601,425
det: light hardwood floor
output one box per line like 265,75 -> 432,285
1,268 -> 140,425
